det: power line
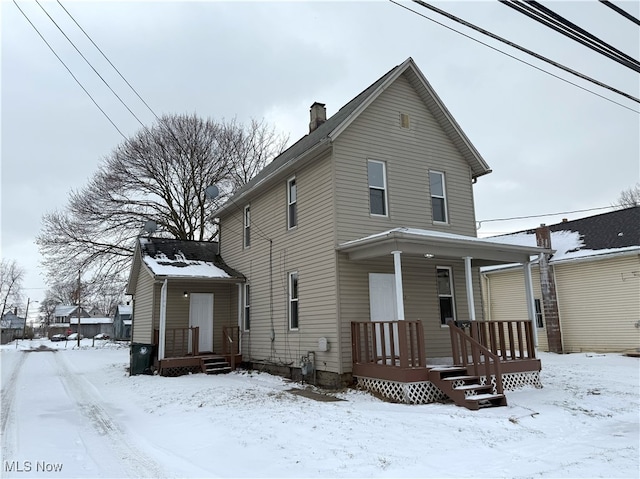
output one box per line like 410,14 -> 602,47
35,0 -> 146,128
395,0 -> 639,108
56,0 -> 160,121
477,205 -> 614,227
499,0 -> 640,73
12,0 -> 126,139
599,0 -> 640,26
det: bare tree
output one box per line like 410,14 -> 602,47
37,113 -> 287,289
0,259 -> 25,317
613,183 -> 640,209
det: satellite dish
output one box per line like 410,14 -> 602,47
143,220 -> 157,234
205,185 -> 219,200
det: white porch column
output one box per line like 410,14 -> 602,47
158,279 -> 167,360
463,256 -> 476,321
391,251 -> 405,320
523,260 -> 539,347
237,283 -> 243,355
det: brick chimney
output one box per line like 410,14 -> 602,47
309,102 -> 326,133
535,224 -> 564,353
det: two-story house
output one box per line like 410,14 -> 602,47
128,58 -> 546,408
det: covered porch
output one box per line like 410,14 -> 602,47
152,276 -> 246,377
338,227 -> 548,407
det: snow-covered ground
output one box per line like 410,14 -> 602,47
1,339 -> 638,478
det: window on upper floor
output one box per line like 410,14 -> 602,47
429,170 -> 448,223
287,177 -> 297,229
288,272 -> 299,330
243,284 -> 251,331
368,160 -> 388,216
243,205 -> 251,248
436,266 -> 456,326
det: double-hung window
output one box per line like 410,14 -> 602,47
429,171 -> 448,223
287,177 -> 297,229
436,267 -> 456,325
368,160 -> 388,216
288,272 -> 299,330
534,299 -> 544,328
243,205 -> 251,248
243,284 -> 251,331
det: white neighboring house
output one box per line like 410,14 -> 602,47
481,206 -> 640,353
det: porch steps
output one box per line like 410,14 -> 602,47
201,356 -> 232,375
428,366 -> 507,410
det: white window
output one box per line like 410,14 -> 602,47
287,177 -> 297,229
534,299 -> 544,328
243,205 -> 250,248
429,171 -> 448,223
436,266 -> 456,325
288,272 -> 299,330
243,284 -> 251,331
368,160 -> 388,216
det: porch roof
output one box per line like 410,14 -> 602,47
336,227 -> 550,266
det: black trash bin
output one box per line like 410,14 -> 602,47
130,343 -> 154,375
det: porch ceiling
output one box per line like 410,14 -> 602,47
336,228 -> 550,266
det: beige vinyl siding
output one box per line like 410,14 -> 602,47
131,266 -> 156,344
554,255 -> 640,353
333,72 -> 477,245
337,255 -> 484,371
219,153 -> 340,372
480,267 -> 549,352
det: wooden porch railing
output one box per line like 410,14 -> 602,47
468,320 -> 536,361
154,327 -> 199,358
447,320 -> 504,396
351,320 -> 427,382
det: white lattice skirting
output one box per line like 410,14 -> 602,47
356,371 -> 542,405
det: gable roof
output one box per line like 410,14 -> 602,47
126,238 -> 244,294
54,305 -> 78,317
215,57 -> 491,216
483,206 -> 639,271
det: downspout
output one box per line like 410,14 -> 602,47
523,261 -> 538,347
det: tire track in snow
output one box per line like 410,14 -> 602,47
52,352 -> 169,478
1,351 -> 28,460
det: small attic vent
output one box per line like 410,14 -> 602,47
400,113 -> 410,129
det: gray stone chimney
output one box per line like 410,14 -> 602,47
309,102 -> 326,133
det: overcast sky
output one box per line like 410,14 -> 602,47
2,0 -> 638,316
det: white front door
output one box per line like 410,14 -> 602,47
369,274 -> 399,360
189,293 -> 214,353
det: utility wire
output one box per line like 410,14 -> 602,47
599,0 -> 640,26
399,0 -> 639,106
500,0 -> 640,73
35,0 -> 146,128
477,205 -> 614,227
12,0 -> 126,139
56,0 -> 160,121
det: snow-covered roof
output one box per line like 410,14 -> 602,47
481,207 -> 640,273
338,227 -> 548,266
70,317 -> 113,325
143,254 -> 231,279
117,304 -> 132,315
123,319 -> 132,326
54,305 -> 77,317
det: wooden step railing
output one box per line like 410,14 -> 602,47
222,325 -> 240,370
447,320 -> 504,396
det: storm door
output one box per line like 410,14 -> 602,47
368,273 -> 400,362
189,293 -> 214,353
